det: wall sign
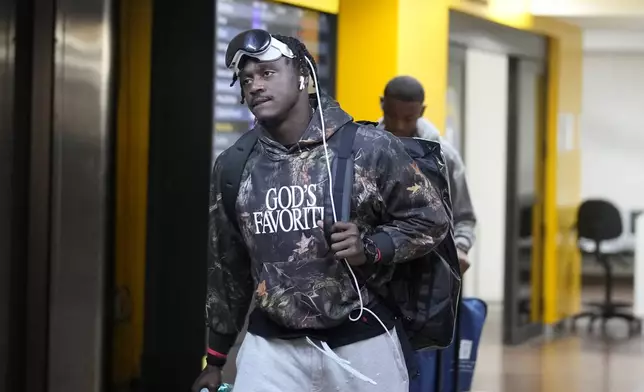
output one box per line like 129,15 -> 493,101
557,113 -> 576,152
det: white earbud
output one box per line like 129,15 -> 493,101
299,76 -> 305,91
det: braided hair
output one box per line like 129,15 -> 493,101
230,34 -> 318,104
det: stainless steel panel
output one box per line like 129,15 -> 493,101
25,0 -> 56,389
48,0 -> 115,390
0,0 -> 15,387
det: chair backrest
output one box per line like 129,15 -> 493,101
577,199 -> 623,242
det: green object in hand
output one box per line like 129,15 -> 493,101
218,384 -> 233,392
200,384 -> 232,392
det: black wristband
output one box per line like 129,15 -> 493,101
362,236 -> 381,265
365,232 -> 395,265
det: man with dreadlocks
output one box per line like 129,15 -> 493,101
193,30 -> 449,392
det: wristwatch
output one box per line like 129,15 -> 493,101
362,236 -> 382,265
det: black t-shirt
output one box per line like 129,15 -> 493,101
246,301 -> 396,349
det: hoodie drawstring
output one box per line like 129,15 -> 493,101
305,337 -> 378,385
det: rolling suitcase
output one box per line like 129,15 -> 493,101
410,297 -> 487,392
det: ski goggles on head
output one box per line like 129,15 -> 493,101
225,29 -> 295,75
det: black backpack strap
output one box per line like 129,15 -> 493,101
220,129 -> 259,232
355,120 -> 380,128
333,122 -> 359,221
324,122 -> 359,244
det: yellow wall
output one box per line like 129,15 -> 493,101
279,0 -> 452,128
337,0 -> 449,129
113,0 -> 152,385
337,0 -> 582,325
274,0 -> 339,14
547,25 -> 583,320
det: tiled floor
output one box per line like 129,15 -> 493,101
472,285 -> 644,392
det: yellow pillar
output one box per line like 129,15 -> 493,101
113,0 -> 152,385
337,0 -> 450,130
546,27 -> 584,322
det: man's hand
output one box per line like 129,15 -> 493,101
457,249 -> 470,275
319,220 -> 366,266
192,365 -> 222,392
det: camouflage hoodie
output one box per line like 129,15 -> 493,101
207,94 -> 450,356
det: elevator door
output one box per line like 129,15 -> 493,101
504,57 -> 547,344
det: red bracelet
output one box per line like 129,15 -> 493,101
207,348 -> 227,359
374,248 -> 382,263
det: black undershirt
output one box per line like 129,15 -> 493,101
246,301 -> 395,349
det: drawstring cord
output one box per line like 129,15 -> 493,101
305,337 -> 377,385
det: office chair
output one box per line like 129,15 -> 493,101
571,199 -> 642,335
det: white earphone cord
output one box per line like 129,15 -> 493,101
304,57 -> 396,385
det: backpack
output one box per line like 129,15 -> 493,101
219,121 -> 461,351
354,121 -> 462,350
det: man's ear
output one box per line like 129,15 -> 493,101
420,105 -> 426,117
380,96 -> 385,111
